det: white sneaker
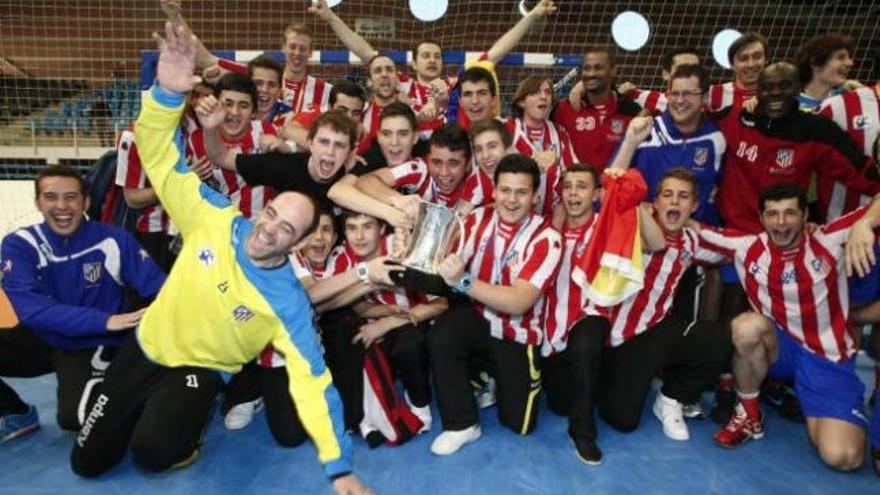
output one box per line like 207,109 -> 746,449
224,397 -> 264,431
652,392 -> 690,441
405,392 -> 432,434
430,425 -> 481,455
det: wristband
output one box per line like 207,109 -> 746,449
452,273 -> 473,294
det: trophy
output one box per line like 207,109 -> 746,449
392,201 -> 465,296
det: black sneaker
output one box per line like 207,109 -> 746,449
761,381 -> 804,423
710,388 -> 736,424
572,437 -> 603,466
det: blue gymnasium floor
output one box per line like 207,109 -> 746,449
2,365 -> 878,495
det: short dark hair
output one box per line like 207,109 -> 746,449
795,32 -> 855,85
413,39 -> 442,61
379,101 -> 417,132
662,46 -> 701,72
458,66 -> 497,96
247,54 -> 283,84
367,54 -> 396,74
35,165 -> 86,198
728,33 -> 769,68
329,80 -> 367,107
494,154 -> 541,191
758,183 -> 807,213
214,72 -> 258,108
469,118 -> 512,148
564,163 -> 600,187
658,167 -> 699,198
511,75 -> 553,119
429,124 -> 471,161
584,45 -> 617,67
308,111 -> 359,149
669,64 -> 710,93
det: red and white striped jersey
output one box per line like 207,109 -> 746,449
630,88 -> 668,114
542,216 -> 597,356
259,250 -> 330,369
506,117 -> 578,216
187,121 -> 277,219
398,73 -> 449,139
588,228 -> 718,348
698,206 -> 868,362
706,81 -> 756,114
463,167 -> 495,209
818,85 -> 880,220
115,128 -> 175,234
460,207 -> 563,345
358,99 -> 385,155
387,157 -> 486,208
324,237 -> 429,311
282,73 -> 332,115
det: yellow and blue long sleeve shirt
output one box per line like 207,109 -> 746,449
134,85 -> 351,479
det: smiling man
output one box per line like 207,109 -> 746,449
698,183 -> 880,472
69,24 -> 372,495
795,33 -> 855,112
706,33 -> 769,113
428,154 -> 563,455
0,166 -> 164,443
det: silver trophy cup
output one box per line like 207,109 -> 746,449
400,201 -> 464,276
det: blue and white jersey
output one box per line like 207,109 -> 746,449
0,221 -> 165,350
632,111 -> 726,225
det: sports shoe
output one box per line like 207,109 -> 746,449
405,392 -> 432,434
171,445 -> 201,470
761,381 -> 804,423
430,425 -> 481,456
652,392 -> 690,441
713,403 -> 764,448
473,374 -> 497,410
224,397 -> 263,431
572,437 -> 603,466
710,388 -> 737,424
0,405 -> 40,444
682,402 -> 706,419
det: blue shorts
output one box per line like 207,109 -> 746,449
768,328 -> 867,429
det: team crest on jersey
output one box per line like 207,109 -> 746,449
852,115 -> 872,130
693,147 -> 709,166
748,262 -> 761,276
811,257 -> 831,275
198,248 -> 215,268
1,259 -> 11,273
232,304 -> 254,322
611,119 -> 624,134
775,149 -> 794,169
82,262 -> 103,284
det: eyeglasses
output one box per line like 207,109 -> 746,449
667,90 -> 703,100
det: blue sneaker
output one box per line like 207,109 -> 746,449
0,405 -> 40,444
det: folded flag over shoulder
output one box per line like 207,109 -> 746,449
572,169 -> 647,307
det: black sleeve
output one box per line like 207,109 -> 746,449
236,152 -> 311,190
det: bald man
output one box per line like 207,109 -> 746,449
70,23 -> 375,495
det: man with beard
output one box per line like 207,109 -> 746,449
698,183 -> 880,472
553,45 -> 642,170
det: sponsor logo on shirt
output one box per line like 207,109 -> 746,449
810,257 -> 831,276
852,115 -> 871,130
82,262 -> 103,284
232,304 -> 254,322
198,248 -> 215,268
749,262 -> 761,275
218,281 -> 229,293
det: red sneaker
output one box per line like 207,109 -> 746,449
714,403 -> 764,449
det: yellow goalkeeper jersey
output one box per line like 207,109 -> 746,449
134,85 -> 351,478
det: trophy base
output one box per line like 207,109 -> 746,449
390,267 -> 452,297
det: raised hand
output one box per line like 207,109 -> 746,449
389,194 -> 422,226
365,255 -> 404,286
530,0 -> 557,17
153,22 -> 201,94
194,94 -> 226,130
617,81 -> 638,95
624,115 -> 653,144
308,0 -> 334,21
158,0 -> 182,21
